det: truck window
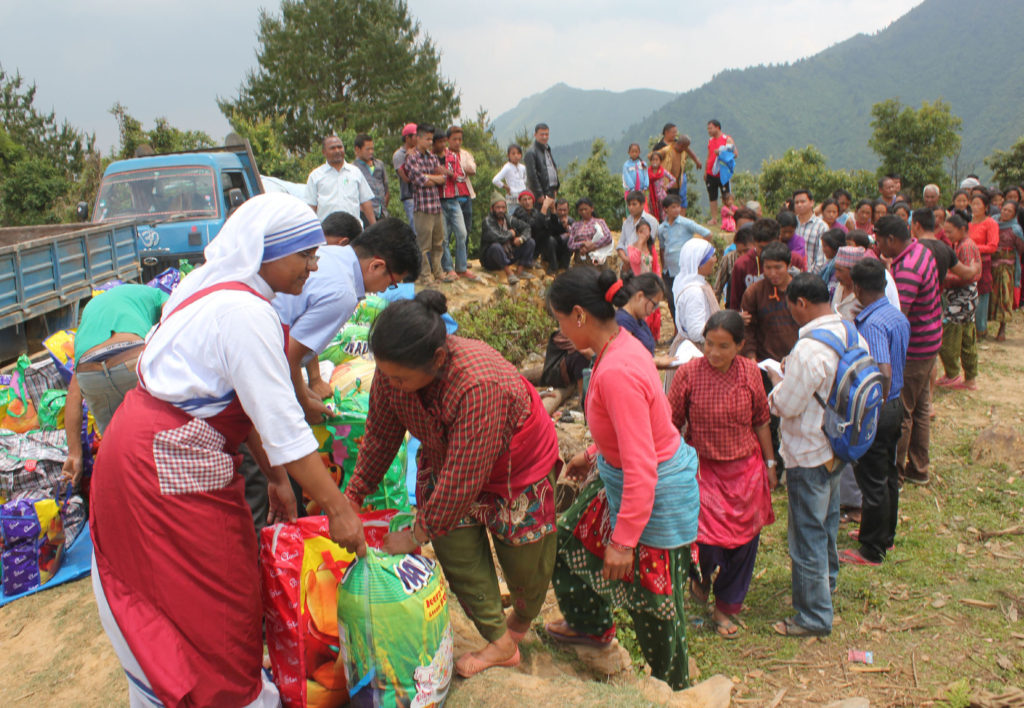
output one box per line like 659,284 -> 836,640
94,167 -> 218,222
221,171 -> 250,207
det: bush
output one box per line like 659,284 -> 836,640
758,146 -> 876,213
455,289 -> 551,367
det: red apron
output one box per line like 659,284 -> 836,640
91,281 -> 284,708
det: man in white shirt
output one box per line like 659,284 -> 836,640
305,135 -> 377,225
765,273 -> 867,638
793,189 -> 828,275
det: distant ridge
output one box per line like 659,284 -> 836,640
529,0 -> 1024,178
490,83 -> 676,148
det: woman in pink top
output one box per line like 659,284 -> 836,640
542,267 -> 699,689
968,193 -> 999,337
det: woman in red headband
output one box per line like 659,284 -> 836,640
542,267 -> 700,689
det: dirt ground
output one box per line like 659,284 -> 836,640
3,261 -> 1024,707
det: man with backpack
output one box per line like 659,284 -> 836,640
845,259 -> 910,567
765,273 -> 871,637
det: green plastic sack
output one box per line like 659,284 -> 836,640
349,294 -> 388,325
319,322 -> 371,365
37,390 -> 68,431
323,386 -> 409,512
338,547 -> 453,707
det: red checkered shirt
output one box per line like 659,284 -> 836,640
346,336 -> 532,538
668,355 -> 769,462
404,148 -> 442,214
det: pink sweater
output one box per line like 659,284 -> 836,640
586,330 -> 681,546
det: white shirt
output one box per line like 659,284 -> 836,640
617,211 -> 660,253
768,313 -> 867,469
492,162 -> 527,199
305,162 -> 374,221
139,274 -> 317,466
273,245 -> 364,361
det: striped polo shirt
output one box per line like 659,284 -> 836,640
890,239 -> 941,360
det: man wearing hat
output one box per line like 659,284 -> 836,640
393,123 -> 419,228
513,190 -> 568,274
481,194 -> 535,285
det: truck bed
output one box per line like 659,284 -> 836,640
0,221 -> 141,330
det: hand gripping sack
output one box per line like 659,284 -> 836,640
806,320 -> 885,463
262,510 -> 408,708
338,548 -> 453,708
262,515 -> 358,708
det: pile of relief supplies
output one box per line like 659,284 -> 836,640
261,287 -> 459,707
0,263 -> 190,602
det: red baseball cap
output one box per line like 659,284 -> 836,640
401,123 -> 417,137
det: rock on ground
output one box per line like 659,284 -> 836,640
971,424 -> 1024,464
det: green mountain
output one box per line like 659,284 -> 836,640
490,82 -> 676,149
545,0 -> 1024,180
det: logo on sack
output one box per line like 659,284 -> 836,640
423,584 -> 446,621
394,555 -> 435,595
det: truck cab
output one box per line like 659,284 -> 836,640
91,142 -> 264,275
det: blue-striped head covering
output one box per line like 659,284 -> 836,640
162,193 -> 325,315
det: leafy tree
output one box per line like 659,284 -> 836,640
984,137 -> 1024,189
219,0 -> 459,154
0,66 -> 88,177
225,111 -> 311,182
110,103 -> 214,159
868,98 -> 961,200
728,170 -> 761,206
0,157 -> 72,225
759,146 -> 877,214
560,139 -> 627,226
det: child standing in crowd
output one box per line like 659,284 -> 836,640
720,192 -> 737,232
626,221 -> 663,340
492,144 -> 527,207
938,213 -> 982,390
659,195 -> 712,330
622,143 -> 648,200
647,150 -> 675,223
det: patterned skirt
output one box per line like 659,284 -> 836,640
990,250 -> 1015,324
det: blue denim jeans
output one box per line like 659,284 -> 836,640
440,198 -> 468,273
786,463 -> 841,633
457,195 -> 473,247
402,198 -> 416,234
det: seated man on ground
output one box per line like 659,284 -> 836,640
481,194 -> 535,284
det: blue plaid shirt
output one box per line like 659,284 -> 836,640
854,297 -> 910,401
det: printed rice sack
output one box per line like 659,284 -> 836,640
349,295 -> 388,326
308,385 -> 409,515
327,360 -> 377,400
338,548 -> 453,708
262,510 -> 408,708
0,497 -> 65,595
319,324 -> 371,366
42,329 -> 77,385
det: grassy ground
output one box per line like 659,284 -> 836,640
1,270 -> 1023,707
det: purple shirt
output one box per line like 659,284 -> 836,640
891,239 -> 941,360
786,233 -> 807,258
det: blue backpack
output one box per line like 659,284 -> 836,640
806,321 -> 885,463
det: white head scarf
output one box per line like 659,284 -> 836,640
163,193 -> 324,318
672,237 -> 716,304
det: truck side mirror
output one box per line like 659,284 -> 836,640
76,202 -> 89,222
227,188 -> 246,210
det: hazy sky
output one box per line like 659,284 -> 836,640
1,0 -> 924,152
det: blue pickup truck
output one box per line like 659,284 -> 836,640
90,140 -> 266,276
0,139 -> 306,364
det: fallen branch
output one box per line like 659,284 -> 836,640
978,524 -> 1024,540
850,665 -> 892,673
912,651 -> 920,689
961,598 -> 999,609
